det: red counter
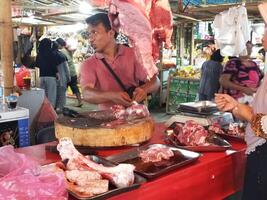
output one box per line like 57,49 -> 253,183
15,123 -> 246,200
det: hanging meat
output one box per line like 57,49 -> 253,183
150,0 -> 173,61
108,0 -> 173,78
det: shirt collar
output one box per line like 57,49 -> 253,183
95,44 -> 125,59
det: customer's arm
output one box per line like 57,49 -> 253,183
219,74 -> 257,95
215,93 -> 253,122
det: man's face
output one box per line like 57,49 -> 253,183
87,23 -> 113,53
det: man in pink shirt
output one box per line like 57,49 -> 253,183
80,13 -> 160,109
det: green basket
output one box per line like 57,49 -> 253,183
188,80 -> 200,94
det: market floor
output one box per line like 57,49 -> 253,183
65,97 -> 172,123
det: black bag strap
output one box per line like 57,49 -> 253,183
101,58 -> 127,92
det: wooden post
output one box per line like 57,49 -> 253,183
190,24 -> 194,65
0,0 -> 14,96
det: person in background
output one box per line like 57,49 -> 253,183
219,41 -> 263,104
35,38 -> 59,108
215,26 -> 267,200
56,38 -> 83,107
80,13 -> 160,109
198,49 -> 224,101
52,41 -> 70,114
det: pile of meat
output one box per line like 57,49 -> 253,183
209,122 -> 245,138
56,138 -> 135,197
208,122 -> 225,135
173,120 -> 211,146
101,102 -> 150,128
227,123 -> 245,137
139,145 -> 174,163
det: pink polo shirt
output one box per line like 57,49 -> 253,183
80,45 -> 153,109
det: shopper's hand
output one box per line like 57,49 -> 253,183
241,87 -> 257,95
214,93 -> 238,112
132,87 -> 147,103
110,92 -> 132,107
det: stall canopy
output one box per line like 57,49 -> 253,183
10,0 -> 264,25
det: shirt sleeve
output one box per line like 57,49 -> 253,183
223,60 -> 238,75
80,59 -> 97,89
261,115 -> 267,134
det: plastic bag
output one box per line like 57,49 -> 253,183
0,145 -> 68,200
15,66 -> 30,89
35,96 -> 58,131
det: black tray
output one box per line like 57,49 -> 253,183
68,155 -> 146,200
106,144 -> 200,179
45,145 -> 98,155
165,122 -> 231,152
214,132 -> 245,143
177,101 -> 218,115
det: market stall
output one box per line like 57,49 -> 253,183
15,123 -> 246,200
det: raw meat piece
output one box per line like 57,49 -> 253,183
150,0 -> 173,61
57,138 -> 135,188
139,146 -> 174,163
110,103 -> 150,120
110,104 -> 126,119
208,122 -> 225,134
69,179 -> 109,196
126,102 -> 150,120
65,170 -> 102,186
99,103 -> 150,127
175,121 -> 210,146
228,123 -> 245,137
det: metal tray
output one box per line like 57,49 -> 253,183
165,123 -> 231,152
177,101 -> 218,115
106,144 -> 200,179
67,155 -> 146,200
214,132 -> 245,143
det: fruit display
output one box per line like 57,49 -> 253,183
174,66 -> 201,79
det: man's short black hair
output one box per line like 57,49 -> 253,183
210,49 -> 224,62
86,13 -> 111,31
85,13 -> 118,38
56,38 -> 66,47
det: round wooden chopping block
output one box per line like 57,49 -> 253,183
55,117 -> 155,147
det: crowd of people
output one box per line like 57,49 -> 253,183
35,37 -> 82,114
198,41 -> 264,103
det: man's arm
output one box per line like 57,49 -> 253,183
133,75 -> 160,102
219,74 -> 256,95
141,75 -> 160,94
82,85 -> 132,106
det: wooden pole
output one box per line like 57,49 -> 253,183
0,0 -> 14,96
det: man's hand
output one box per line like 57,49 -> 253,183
241,87 -> 257,95
110,92 -> 132,107
132,87 -> 147,103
